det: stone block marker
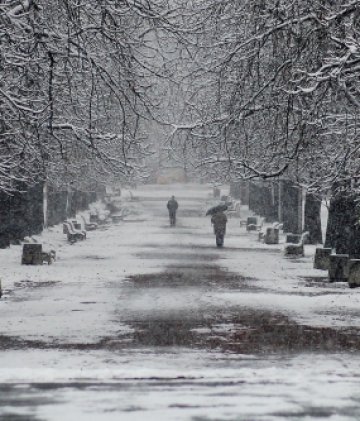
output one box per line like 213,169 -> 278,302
348,259 -> 360,288
21,244 -> 43,265
314,248 -> 332,270
328,254 -> 349,282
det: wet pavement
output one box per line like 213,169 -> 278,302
1,184 -> 360,420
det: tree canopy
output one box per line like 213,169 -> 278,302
1,0 -> 359,194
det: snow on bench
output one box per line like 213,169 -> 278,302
63,222 -> 86,243
284,232 -> 309,257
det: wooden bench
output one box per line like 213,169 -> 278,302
89,212 -> 99,223
63,222 -> 86,243
284,232 -> 309,257
264,226 -> 280,244
285,233 -> 301,244
246,216 -> 263,231
98,212 -> 111,224
68,220 -> 87,237
91,209 -> 111,225
80,215 -> 98,231
111,212 -> 124,223
258,223 -> 280,244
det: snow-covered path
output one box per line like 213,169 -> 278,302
1,183 -> 360,420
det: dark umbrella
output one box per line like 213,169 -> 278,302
206,204 -> 228,216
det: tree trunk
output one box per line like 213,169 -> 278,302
304,193 -> 323,244
230,182 -> 241,199
239,181 -> 249,206
47,189 -> 67,226
29,183 -> 44,235
43,182 -> 48,228
281,180 -> 302,234
0,192 -> 11,248
325,195 -> 360,257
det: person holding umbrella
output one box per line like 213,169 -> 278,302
206,204 -> 228,247
167,195 -> 179,226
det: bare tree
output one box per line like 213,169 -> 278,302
1,0 -> 188,192
164,1 -> 359,196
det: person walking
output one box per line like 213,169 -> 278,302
167,195 -> 179,226
211,210 -> 227,247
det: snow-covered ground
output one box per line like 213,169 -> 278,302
0,183 -> 360,420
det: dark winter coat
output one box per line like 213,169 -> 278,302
167,199 -> 178,214
211,211 -> 227,234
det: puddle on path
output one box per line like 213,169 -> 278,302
136,252 -> 219,261
128,266 -> 255,289
140,243 -> 280,253
127,303 -> 360,354
125,268 -> 360,354
2,267 -> 359,355
13,280 -> 60,289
